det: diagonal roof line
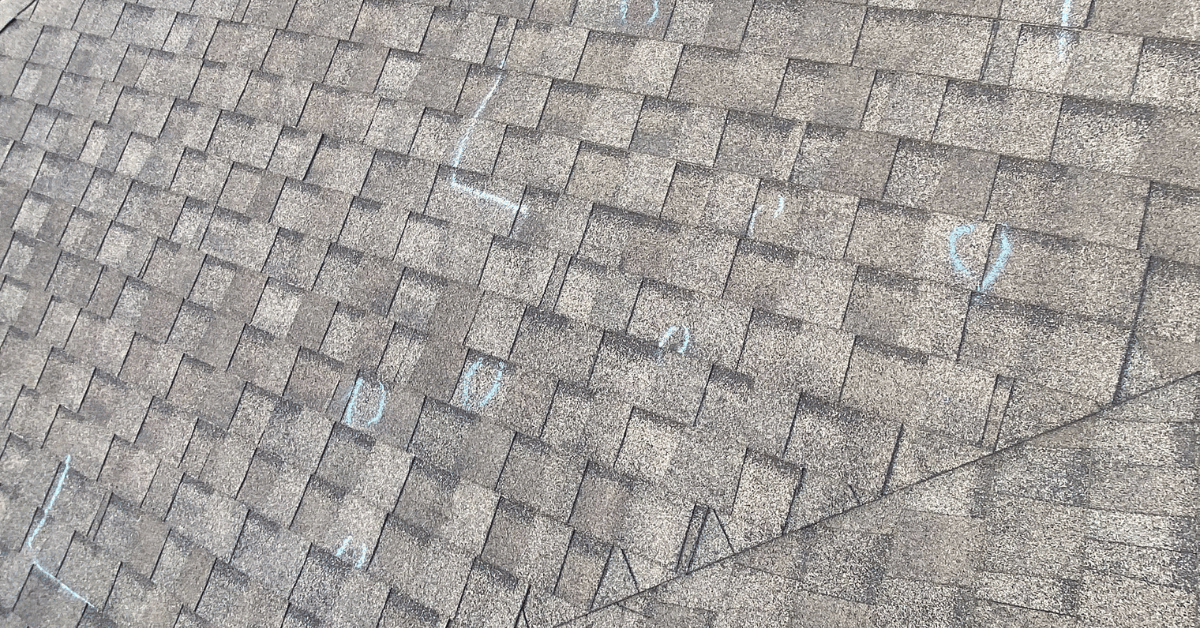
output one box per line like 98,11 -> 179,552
563,369 -> 1200,626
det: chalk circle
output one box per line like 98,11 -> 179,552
343,376 -> 387,429
460,356 -> 506,412
657,324 -> 691,360
947,223 -> 1012,293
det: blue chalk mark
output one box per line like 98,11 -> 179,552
619,0 -> 658,24
32,560 -> 91,607
773,195 -> 785,218
459,356 -> 507,411
947,225 -> 976,279
367,382 -> 386,426
748,205 -> 761,238
450,53 -> 523,215
343,377 -> 387,429
948,223 -> 1013,293
1058,0 -> 1072,61
343,378 -> 364,425
355,544 -> 368,569
27,454 -> 70,550
657,324 -> 691,360
979,226 -> 1012,293
335,535 -> 368,569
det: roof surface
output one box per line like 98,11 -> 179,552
0,0 -> 1198,626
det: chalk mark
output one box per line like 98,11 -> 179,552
947,224 -> 1012,293
24,455 -> 93,606
460,356 -> 506,411
32,560 -> 92,606
747,195 -> 784,239
618,0 -> 659,24
450,52 -> 523,215
343,377 -> 387,428
26,454 -> 70,551
1058,0 -> 1072,61
657,324 -> 691,360
335,535 -> 369,569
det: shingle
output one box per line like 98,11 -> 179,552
568,465 -> 690,564
151,530 -> 214,611
661,162 -> 758,235
1011,26 -> 1141,101
241,0 -> 294,28
363,98 -> 423,154
119,334 -> 182,397
844,267 -> 970,357
350,0 -> 430,51
540,80 -> 643,149
95,494 -> 169,578
13,63 -> 61,107
714,111 -> 803,180
961,297 -> 1126,402
267,127 -> 320,180
933,82 -> 1060,161
743,0 -> 864,64
166,477 -> 248,560
284,348 -> 347,410
136,49 -> 202,98
861,71 -> 946,141
1002,0 -> 1093,26
271,178 -> 351,241
190,60 -> 250,110
630,97 -> 725,166
506,21 -> 587,80
209,110 -> 280,169
665,0 -> 755,50
395,214 -> 493,286
305,137 -> 372,195
775,59 -> 874,128
494,126 -> 577,191
325,40 -> 388,93
164,12 -> 219,57
161,100 -> 221,151
464,291 -> 524,359
726,241 -> 855,328
236,71 -> 310,128
262,30 -> 337,83
671,46 -> 785,113
855,8 -> 994,81
1050,98 -> 1152,177
319,303 -> 388,372
575,32 -> 681,98
1143,183 -> 1200,267
416,7 -> 495,64
228,325 -> 300,394
111,4 -> 175,48
288,0 -> 361,39
988,157 -> 1147,250
206,20 -> 274,68
1133,39 -> 1200,113
263,228 -> 329,291
792,124 -> 898,199
194,561 -> 288,626
457,65 -> 552,128
1137,107 -> 1200,189
984,228 -> 1147,326
885,139 -> 998,219
377,51 -> 468,111
30,26 -> 79,69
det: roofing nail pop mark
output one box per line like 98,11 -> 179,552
450,53 -> 523,215
343,377 -> 387,428
460,356 -> 506,411
947,224 -> 1012,293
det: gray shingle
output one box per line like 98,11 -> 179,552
743,0 -> 864,64
934,81 -> 1060,160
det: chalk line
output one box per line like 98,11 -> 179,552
1058,0 -> 1073,61
450,52 -> 523,215
27,454 -> 70,550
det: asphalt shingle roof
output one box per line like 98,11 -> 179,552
0,0 -> 1198,625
